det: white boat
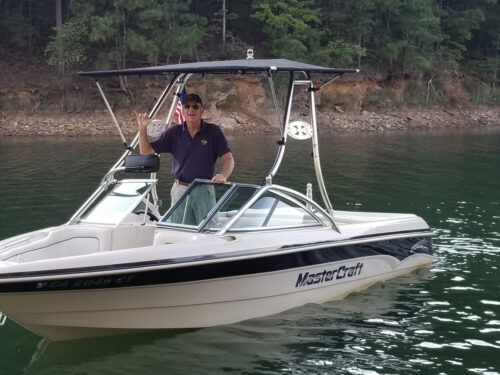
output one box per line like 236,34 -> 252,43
0,56 -> 434,341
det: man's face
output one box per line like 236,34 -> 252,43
182,101 -> 203,124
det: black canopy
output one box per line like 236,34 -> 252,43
78,58 -> 358,78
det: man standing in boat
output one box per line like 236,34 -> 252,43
136,93 -> 234,211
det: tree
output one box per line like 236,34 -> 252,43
317,0 -> 374,67
55,0 -> 63,62
1,0 -> 500,88
69,0 -> 207,66
438,1 -> 486,66
222,0 -> 227,50
212,0 -> 240,55
251,0 -> 320,60
45,19 -> 87,110
312,39 -> 366,67
0,0 -> 56,56
466,0 -> 500,95
127,0 -> 207,65
371,0 -> 442,73
67,0 -> 207,91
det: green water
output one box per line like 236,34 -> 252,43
0,128 -> 499,374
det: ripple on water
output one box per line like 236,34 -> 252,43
469,369 -> 500,375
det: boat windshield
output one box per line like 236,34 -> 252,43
160,180 -> 326,232
78,180 -> 155,224
160,180 -> 258,229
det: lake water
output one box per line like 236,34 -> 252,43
0,127 -> 499,374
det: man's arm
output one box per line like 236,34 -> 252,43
212,152 -> 234,183
135,111 -> 155,155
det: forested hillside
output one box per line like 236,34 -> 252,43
0,0 -> 499,113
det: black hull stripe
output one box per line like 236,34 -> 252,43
0,229 -> 433,280
0,237 -> 433,293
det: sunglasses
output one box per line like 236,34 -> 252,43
183,104 -> 200,110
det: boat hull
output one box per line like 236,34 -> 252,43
0,235 -> 433,340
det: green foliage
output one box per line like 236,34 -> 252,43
463,78 -> 488,104
67,0 -> 207,70
439,5 -> 485,65
0,8 -> 33,49
379,0 -> 442,72
0,0 -> 499,84
312,39 -> 366,66
45,20 -> 87,74
0,97 -> 25,111
449,55 -> 498,105
318,0 -> 375,65
363,87 -> 401,108
402,80 -> 444,106
251,0 -> 320,60
0,1 -> 58,54
132,1 -> 208,64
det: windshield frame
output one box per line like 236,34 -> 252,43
76,178 -> 157,225
157,180 -> 335,234
157,179 -> 254,231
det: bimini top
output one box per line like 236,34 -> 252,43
78,58 -> 358,78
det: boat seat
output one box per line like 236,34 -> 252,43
2,225 -> 113,263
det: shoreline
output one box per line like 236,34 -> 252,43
1,106 -> 499,137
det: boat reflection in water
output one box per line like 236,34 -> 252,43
0,56 -> 434,341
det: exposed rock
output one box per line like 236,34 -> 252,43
315,106 -> 500,133
1,81 -> 499,136
1,59 -> 499,136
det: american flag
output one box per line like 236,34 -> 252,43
174,88 -> 186,124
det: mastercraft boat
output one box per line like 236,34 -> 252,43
0,55 -> 434,341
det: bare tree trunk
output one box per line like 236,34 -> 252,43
357,34 -> 362,68
426,74 -> 435,104
55,0 -> 62,61
494,36 -> 499,92
28,0 -> 33,55
55,0 -> 65,110
118,7 -> 132,101
222,0 -> 226,51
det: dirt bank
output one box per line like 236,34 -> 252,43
1,105 -> 499,137
319,106 -> 500,132
1,71 -> 499,136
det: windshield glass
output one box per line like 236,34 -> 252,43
79,181 -> 153,224
161,181 -> 233,227
159,181 -> 320,231
231,191 -> 320,230
205,185 -> 259,230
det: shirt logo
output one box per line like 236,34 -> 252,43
201,139 -> 208,145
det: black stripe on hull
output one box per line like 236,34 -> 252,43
0,236 -> 432,293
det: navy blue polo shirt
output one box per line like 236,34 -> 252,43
151,121 -> 231,183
